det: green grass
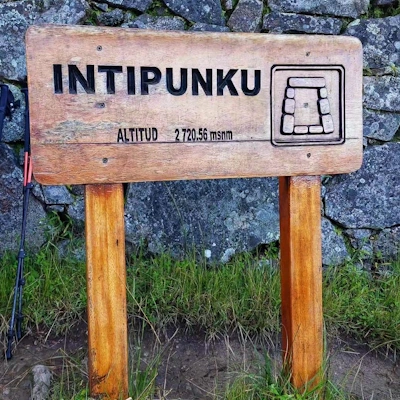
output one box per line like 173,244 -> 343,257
1,245 -> 399,398
323,262 -> 400,350
1,247 -> 399,348
366,3 -> 400,18
127,252 -> 281,338
222,360 -> 349,400
0,244 -> 87,336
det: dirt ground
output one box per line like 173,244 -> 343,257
1,322 -> 399,399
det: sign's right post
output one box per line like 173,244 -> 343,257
279,175 -> 323,389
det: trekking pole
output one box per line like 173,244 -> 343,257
4,87 -> 30,360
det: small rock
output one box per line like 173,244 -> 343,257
374,0 -> 397,6
268,0 -> 370,18
164,0 -> 225,25
222,0 -> 234,11
190,23 -> 230,32
263,12 -> 342,35
94,0 -> 152,12
374,226 -> 400,261
227,0 -> 263,32
220,248 -> 236,263
42,185 -> 74,205
97,9 -> 125,26
93,2 -> 108,12
35,0 -> 87,25
364,76 -> 400,112
363,109 -> 400,142
31,365 -> 51,400
125,14 -> 186,30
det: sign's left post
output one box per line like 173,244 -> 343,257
85,183 -> 128,398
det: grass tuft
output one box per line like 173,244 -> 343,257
323,260 -> 400,350
126,252 -> 281,339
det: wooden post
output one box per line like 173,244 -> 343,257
85,184 -> 128,399
279,176 -> 323,390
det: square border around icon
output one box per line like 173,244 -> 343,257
271,65 -> 345,147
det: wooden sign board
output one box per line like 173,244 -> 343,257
26,25 -> 363,185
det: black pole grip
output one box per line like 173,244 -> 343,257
0,84 -> 10,141
21,88 -> 30,153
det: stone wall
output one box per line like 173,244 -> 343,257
0,0 -> 399,266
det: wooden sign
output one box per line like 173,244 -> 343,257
25,26 -> 364,399
26,25 -> 363,185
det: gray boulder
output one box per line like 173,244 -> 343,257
42,186 -> 74,206
124,178 -> 280,261
263,12 -> 342,34
164,0 -> 225,25
268,0 -> 369,18
97,8 -> 125,26
93,2 -> 108,12
374,0 -> 397,4
0,1 -> 33,81
125,14 -> 186,30
35,0 -> 87,25
322,218 -> 349,266
346,226 -> 400,263
93,0 -> 152,12
363,109 -> 400,142
325,143 -> 400,229
68,196 -> 85,226
374,226 -> 400,261
364,76 -> 400,112
0,144 -> 46,252
345,15 -> 400,69
227,0 -> 263,32
0,0 -> 87,81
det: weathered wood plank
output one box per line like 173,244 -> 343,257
31,139 -> 361,184
85,184 -> 128,398
26,25 -> 363,184
279,176 -> 323,389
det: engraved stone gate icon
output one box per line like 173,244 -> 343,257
281,77 -> 334,135
271,66 -> 345,146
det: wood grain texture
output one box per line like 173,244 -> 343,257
25,25 -> 363,184
279,176 -> 323,389
85,184 -> 128,399
32,139 -> 361,185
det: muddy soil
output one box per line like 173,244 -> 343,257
1,323 -> 399,399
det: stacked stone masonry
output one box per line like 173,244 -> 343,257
0,0 -> 398,266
